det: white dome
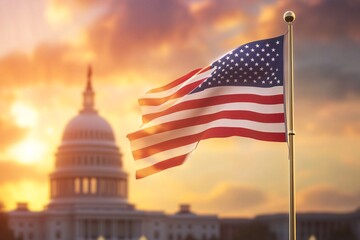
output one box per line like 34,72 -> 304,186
62,112 -> 115,143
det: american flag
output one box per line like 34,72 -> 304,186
127,35 -> 286,179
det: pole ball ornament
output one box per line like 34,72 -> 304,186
284,11 -> 296,23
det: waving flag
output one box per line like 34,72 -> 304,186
127,35 -> 286,179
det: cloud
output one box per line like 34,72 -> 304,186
0,43 -> 92,87
298,184 -> 360,212
0,160 -> 47,183
254,0 -> 360,42
82,0 -> 202,78
198,183 -> 268,213
2,0 -> 359,90
0,118 -> 27,151
297,98 -> 360,136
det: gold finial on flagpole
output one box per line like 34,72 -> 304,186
284,11 -> 296,23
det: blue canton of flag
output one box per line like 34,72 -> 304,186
193,36 -> 284,93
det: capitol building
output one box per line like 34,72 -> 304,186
7,68 -> 360,240
8,68 -> 219,240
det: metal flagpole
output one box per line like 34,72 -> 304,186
284,11 -> 296,240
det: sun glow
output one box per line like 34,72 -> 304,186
9,138 -> 46,164
11,102 -> 38,128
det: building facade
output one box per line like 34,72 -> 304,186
221,210 -> 360,240
8,68 -> 220,240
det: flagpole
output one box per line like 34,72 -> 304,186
284,10 -> 296,240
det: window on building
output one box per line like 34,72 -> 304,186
51,180 -> 57,197
91,178 -> 97,194
120,180 -> 127,197
116,180 -> 121,196
75,178 -> 81,194
83,178 -> 89,194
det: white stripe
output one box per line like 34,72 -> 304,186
141,68 -> 213,99
143,102 -> 284,129
135,143 -> 197,170
141,85 -> 284,115
131,119 -> 285,150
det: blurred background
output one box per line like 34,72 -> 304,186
0,0 -> 359,218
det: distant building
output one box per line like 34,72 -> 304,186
221,210 -> 360,240
8,67 -> 220,240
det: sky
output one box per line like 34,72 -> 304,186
0,0 -> 359,217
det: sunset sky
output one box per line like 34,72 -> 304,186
0,0 -> 359,217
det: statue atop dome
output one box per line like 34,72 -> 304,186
81,65 -> 97,113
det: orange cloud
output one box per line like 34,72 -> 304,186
201,183 -> 267,212
0,161 -> 47,183
255,0 -> 360,42
0,118 -> 27,151
298,184 -> 360,212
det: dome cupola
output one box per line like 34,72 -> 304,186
61,66 -> 115,145
82,65 -> 96,113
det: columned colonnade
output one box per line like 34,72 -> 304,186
76,218 -> 142,240
51,177 -> 127,198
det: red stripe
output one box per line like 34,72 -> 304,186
147,68 -> 202,93
198,66 -> 212,74
136,155 -> 187,179
132,127 -> 285,160
142,94 -> 284,123
128,110 -> 285,140
139,79 -> 205,106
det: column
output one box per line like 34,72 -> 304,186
118,220 -> 125,239
111,219 -> 117,240
97,177 -> 101,196
124,220 -> 129,239
99,220 -> 104,238
134,220 -> 142,239
76,220 -> 81,240
50,179 -> 54,198
124,180 -> 128,198
80,177 -> 83,195
88,177 -> 91,195
84,219 -> 88,240
129,220 -> 133,239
